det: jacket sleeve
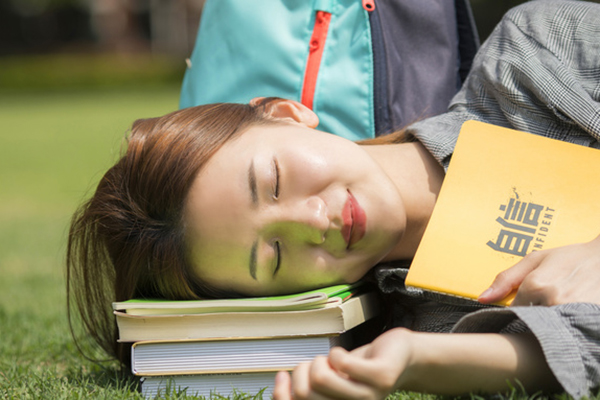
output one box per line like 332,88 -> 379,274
452,303 -> 600,399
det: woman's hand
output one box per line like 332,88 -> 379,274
272,328 -> 414,400
273,329 -> 559,399
479,234 -> 600,306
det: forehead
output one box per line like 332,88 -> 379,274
184,165 -> 253,290
184,128 -> 252,252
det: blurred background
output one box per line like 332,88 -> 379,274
0,0 -> 577,92
1,0 -> 597,397
0,0 -> 207,91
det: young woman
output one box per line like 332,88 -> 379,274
67,1 -> 600,398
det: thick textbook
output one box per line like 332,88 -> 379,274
132,335 -> 345,376
406,121 -> 600,305
116,291 -> 379,342
113,284 -> 357,316
141,372 -> 276,399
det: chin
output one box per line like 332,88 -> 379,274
343,263 -> 374,283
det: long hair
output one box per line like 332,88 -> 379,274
358,128 -> 413,145
67,102 -> 276,365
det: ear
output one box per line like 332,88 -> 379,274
250,97 -> 319,128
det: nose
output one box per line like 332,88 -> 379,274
297,196 -> 330,234
266,195 -> 330,244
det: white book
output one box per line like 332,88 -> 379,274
132,335 -> 344,376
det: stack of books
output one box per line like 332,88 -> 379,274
113,283 -> 380,398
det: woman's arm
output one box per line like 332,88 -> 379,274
273,328 -> 559,400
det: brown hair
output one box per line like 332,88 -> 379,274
67,101 -> 278,365
358,128 -> 413,146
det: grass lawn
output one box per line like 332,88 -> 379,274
0,86 -> 576,400
0,86 -> 186,399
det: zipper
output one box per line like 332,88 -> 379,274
301,10 -> 331,110
368,0 -> 391,135
362,0 -> 375,11
301,1 -> 376,112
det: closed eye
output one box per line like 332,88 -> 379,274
273,240 -> 281,277
272,158 -> 280,200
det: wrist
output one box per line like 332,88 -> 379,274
387,328 -> 420,391
395,331 -> 438,392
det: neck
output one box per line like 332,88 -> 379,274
362,141 -> 445,260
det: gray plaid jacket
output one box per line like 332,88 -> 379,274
377,1 -> 600,398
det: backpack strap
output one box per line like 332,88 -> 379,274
455,0 -> 480,83
372,0 -> 480,133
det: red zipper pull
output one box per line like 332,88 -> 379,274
362,0 -> 375,11
301,10 -> 332,110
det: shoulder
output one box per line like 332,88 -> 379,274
503,0 -> 599,21
498,1 -> 600,42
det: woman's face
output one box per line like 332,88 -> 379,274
185,121 -> 406,296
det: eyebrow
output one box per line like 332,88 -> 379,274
248,160 -> 258,207
249,239 -> 258,280
248,160 -> 259,280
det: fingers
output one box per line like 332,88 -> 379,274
273,371 -> 293,400
510,264 -> 555,306
327,329 -> 411,395
480,235 -> 600,306
328,347 -> 395,389
511,245 -> 600,306
288,356 -> 374,400
478,251 -> 547,304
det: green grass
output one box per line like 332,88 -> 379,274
0,86 -> 180,399
0,86 -> 582,399
0,53 -> 185,91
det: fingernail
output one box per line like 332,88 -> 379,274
479,288 -> 493,299
275,371 -> 288,384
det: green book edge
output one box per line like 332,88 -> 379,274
113,282 -> 365,311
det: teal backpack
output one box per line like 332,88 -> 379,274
180,0 -> 479,141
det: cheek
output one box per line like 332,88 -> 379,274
311,254 -> 329,273
191,242 -> 249,286
286,151 -> 330,186
285,248 -> 348,283
283,246 -> 322,275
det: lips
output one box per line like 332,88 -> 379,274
341,190 -> 367,248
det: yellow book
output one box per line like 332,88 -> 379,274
405,120 -> 600,305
